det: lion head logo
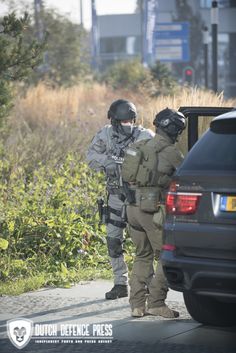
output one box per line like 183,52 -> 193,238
7,319 -> 33,349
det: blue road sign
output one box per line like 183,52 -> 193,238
154,22 -> 189,39
153,22 -> 190,62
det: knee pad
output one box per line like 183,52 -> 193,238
107,237 -> 123,258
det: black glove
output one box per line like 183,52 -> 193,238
104,160 -> 117,178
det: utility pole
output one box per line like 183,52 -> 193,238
211,0 -> 218,92
203,25 -> 209,89
91,0 -> 99,70
34,0 -> 44,42
141,0 -> 148,66
80,0 -> 83,27
34,0 -> 48,73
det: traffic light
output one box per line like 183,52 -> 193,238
183,66 -> 194,84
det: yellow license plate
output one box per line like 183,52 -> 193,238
220,196 -> 236,212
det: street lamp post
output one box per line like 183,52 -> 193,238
203,26 -> 209,89
211,0 -> 218,92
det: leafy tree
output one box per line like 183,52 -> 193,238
148,61 -> 177,96
0,12 -> 44,122
2,0 -> 91,86
30,10 -> 91,86
135,0 -> 142,12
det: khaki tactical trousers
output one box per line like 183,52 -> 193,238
127,204 -> 168,310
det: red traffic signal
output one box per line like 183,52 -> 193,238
185,69 -> 193,76
183,66 -> 194,84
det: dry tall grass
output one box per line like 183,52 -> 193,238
13,83 -> 236,127
4,83 -> 236,167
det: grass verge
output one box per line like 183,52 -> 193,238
0,267 -> 113,296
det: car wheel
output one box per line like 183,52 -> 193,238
183,291 -> 236,327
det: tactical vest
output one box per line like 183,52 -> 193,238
107,126 -> 141,161
106,127 -> 142,193
121,138 -> 170,212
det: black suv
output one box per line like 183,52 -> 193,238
161,107 -> 236,327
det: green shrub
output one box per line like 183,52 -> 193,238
99,59 -> 150,91
0,153 -> 110,282
98,59 -> 177,97
148,61 -> 177,96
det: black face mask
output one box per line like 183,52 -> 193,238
119,123 -> 134,136
112,120 -> 134,137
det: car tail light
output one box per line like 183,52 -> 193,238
162,244 -> 176,251
166,181 -> 202,215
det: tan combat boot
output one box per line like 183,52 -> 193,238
131,307 -> 145,317
146,304 -> 179,318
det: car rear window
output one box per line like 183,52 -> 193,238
181,130 -> 236,171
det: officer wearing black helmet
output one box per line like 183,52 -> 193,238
86,99 -> 154,300
121,108 -> 186,317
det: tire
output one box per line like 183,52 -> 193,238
183,291 -> 236,327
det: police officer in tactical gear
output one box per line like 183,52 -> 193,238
86,99 -> 154,300
121,108 -> 186,317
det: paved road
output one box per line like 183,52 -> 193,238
0,280 -> 235,353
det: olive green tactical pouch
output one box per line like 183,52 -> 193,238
135,145 -> 159,186
153,204 -> 165,229
137,187 -> 161,213
121,146 -> 143,183
135,164 -> 150,186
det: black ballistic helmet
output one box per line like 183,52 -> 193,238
107,99 -> 137,121
153,108 -> 186,140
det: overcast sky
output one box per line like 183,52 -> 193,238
0,0 -> 137,29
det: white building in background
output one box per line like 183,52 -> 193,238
98,13 -> 141,68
